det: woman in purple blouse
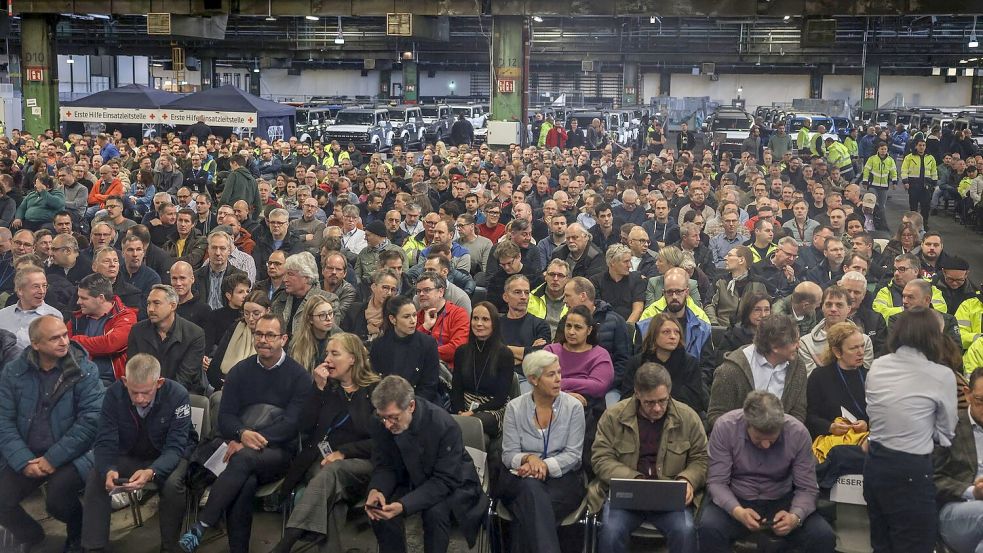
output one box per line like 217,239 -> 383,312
543,305 -> 614,406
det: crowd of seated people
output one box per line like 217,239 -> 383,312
0,123 -> 981,553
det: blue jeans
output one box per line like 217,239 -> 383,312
598,501 -> 696,553
939,500 -> 983,553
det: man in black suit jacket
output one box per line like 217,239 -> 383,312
365,376 -> 489,553
192,231 -> 246,310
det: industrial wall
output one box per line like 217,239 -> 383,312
258,68 -> 472,101
651,73 -> 811,110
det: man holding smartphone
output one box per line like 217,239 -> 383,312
81,354 -> 196,553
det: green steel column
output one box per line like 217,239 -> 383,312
490,16 -> 527,127
21,15 -> 59,135
622,62 -> 638,106
861,64 -> 880,112
402,61 -> 418,104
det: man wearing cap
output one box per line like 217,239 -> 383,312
355,221 -> 404,285
859,193 -> 890,233
933,255 -> 979,316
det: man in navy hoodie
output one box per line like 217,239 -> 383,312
81,353 -> 196,552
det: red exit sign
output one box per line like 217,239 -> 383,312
497,79 -> 515,93
25,67 -> 44,82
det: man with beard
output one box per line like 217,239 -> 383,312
553,223 -> 606,279
637,268 -> 711,362
916,231 -> 947,280
805,236 -> 846,289
642,198 -> 680,249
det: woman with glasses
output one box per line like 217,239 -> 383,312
620,313 -> 707,418
289,296 -> 339,371
368,295 -> 441,403
498,349 -> 586,553
450,302 -> 515,439
882,221 -> 920,260
269,333 -> 379,553
205,290 -> 270,391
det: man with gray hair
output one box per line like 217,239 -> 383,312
592,243 -> 646,323
193,231 -> 246,310
365,375 -> 488,553
699,391 -> 834,553
0,315 -> 104,553
554,222 -> 606,278
749,236 -> 802,298
592,363 -> 708,553
80,354 -> 195,552
251,208 -> 302,282
127,284 -> 206,394
271,252 -> 339,339
840,270 -> 888,357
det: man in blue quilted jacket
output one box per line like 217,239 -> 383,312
0,315 -> 105,553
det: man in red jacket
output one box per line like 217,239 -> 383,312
66,273 -> 137,385
415,271 -> 469,370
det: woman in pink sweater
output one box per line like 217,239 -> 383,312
544,305 -> 615,405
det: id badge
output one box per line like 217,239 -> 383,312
317,438 -> 333,458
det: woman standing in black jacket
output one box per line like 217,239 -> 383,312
368,295 -> 441,403
451,302 -> 515,438
270,332 -> 380,553
620,313 -> 707,418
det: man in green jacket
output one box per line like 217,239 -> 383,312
13,177 -> 65,231
219,155 -> 261,217
591,363 -> 707,553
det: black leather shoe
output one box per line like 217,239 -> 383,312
62,537 -> 83,553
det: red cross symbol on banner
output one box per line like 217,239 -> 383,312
149,114 -> 156,120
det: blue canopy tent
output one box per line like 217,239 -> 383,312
63,83 -> 181,109
60,84 -> 182,137
161,85 -> 295,141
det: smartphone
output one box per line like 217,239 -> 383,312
468,400 -> 480,412
366,503 -> 385,511
113,478 -> 130,486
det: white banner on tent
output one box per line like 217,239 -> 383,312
163,110 -> 258,128
60,107 -> 259,128
60,107 -> 159,124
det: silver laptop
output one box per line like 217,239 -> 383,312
608,478 -> 687,512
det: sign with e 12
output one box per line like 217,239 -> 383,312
497,79 -> 515,94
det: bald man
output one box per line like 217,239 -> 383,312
171,261 -> 211,332
773,281 -> 823,336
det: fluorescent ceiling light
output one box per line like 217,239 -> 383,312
305,15 -> 319,21
783,15 -> 790,21
532,16 -> 543,23
947,67 -> 958,76
650,16 -> 656,23
932,67 -> 941,75
66,57 -> 75,64
967,68 -> 976,76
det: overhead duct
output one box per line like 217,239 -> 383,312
169,14 -> 228,40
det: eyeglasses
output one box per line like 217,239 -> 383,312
416,287 -> 438,295
664,289 -> 688,297
546,272 -> 569,280
312,311 -> 334,321
485,210 -> 501,216
894,266 -> 913,273
638,398 -> 670,409
266,260 -> 284,267
375,412 -> 403,424
268,220 -> 287,226
254,332 -> 285,341
12,240 -> 34,248
779,249 -> 799,259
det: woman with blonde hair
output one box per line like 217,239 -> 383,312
289,295 -> 339,371
271,332 -> 380,553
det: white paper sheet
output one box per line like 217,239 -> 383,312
204,443 -> 230,477
840,407 -> 858,423
465,446 -> 487,484
191,407 -> 204,437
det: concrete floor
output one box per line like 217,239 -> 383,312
10,189 -> 979,553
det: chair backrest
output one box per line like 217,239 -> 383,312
208,391 -> 222,440
509,373 -> 521,400
453,414 -> 488,488
189,394 -> 211,440
873,238 -> 889,252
